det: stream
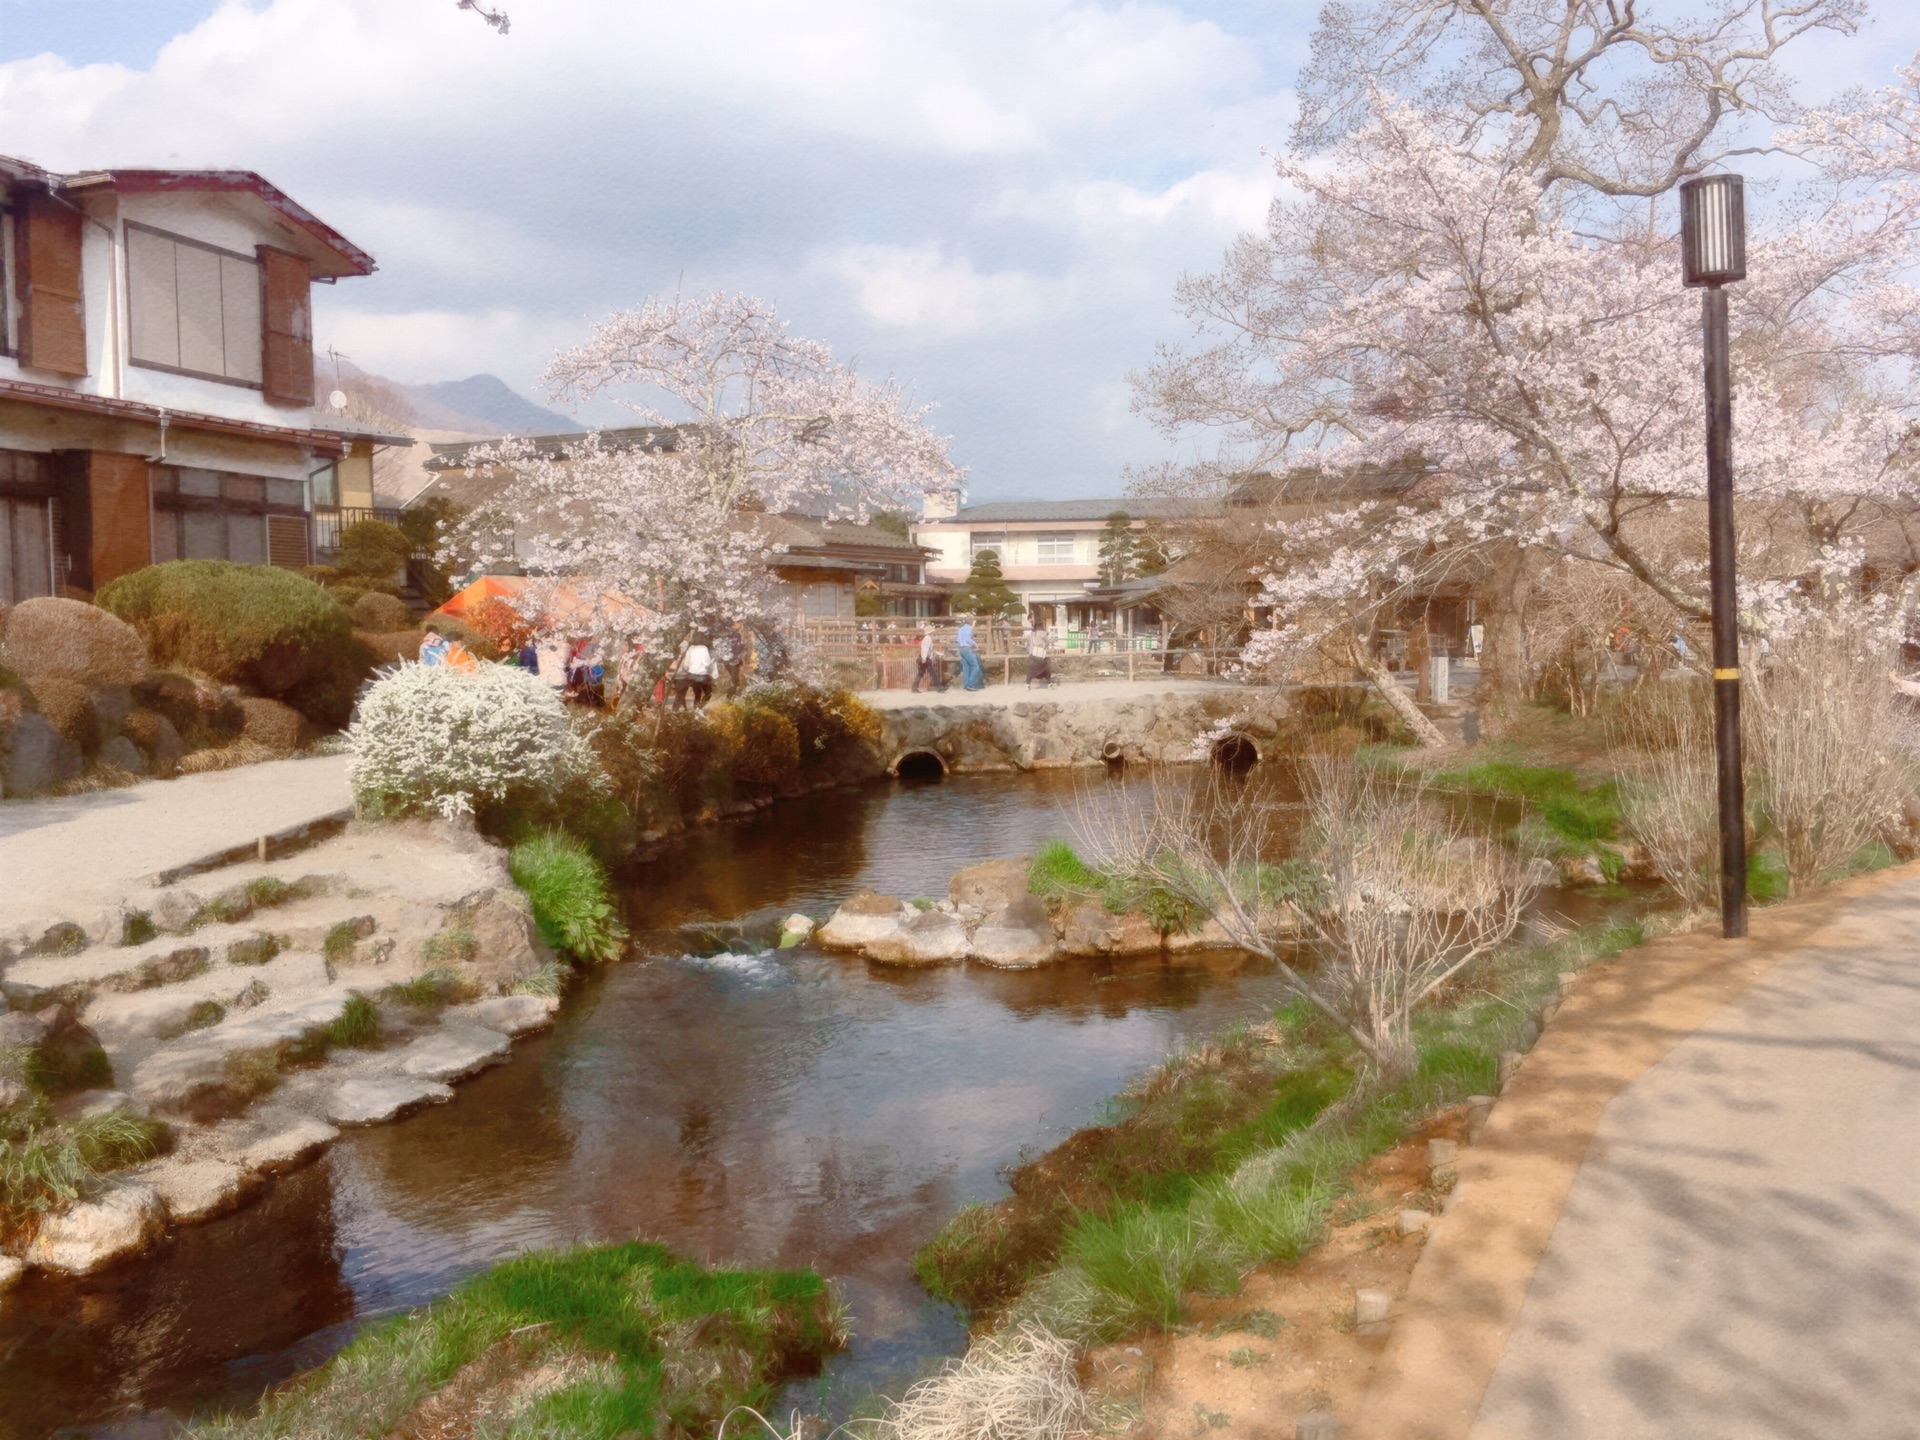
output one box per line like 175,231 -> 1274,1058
1,772 -> 1314,1437
0,769 -> 1648,1437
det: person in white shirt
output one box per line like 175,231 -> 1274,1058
676,636 -> 715,709
911,628 -> 947,693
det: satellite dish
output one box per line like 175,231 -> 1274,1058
328,390 -> 348,411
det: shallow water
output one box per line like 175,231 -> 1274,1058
0,773 -> 1315,1436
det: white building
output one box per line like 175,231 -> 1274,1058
0,153 -> 381,602
911,494 -> 1202,634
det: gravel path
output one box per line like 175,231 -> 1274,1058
0,753 -> 351,940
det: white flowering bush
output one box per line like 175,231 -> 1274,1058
348,663 -> 569,820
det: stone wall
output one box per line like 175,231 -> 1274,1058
876,686 -> 1293,774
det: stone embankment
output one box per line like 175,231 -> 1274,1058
870,681 -> 1290,774
814,856 -> 1267,967
0,819 -> 559,1285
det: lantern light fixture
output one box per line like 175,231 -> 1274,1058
1681,174 -> 1747,288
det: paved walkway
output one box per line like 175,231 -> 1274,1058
1471,879 -> 1920,1439
0,753 -> 352,940
858,674 -> 1238,711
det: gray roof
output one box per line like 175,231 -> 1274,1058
425,425 -> 682,469
949,497 -> 1210,524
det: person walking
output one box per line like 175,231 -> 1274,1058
1025,623 -> 1053,688
678,635 -> 716,709
715,625 -> 745,693
911,627 -> 947,693
956,616 -> 985,690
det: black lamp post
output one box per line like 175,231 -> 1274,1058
1681,173 -> 1749,938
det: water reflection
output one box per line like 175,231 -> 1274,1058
1,772 -> 1300,1437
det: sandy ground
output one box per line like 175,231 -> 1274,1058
1088,1114 -> 1470,1440
0,753 -> 351,939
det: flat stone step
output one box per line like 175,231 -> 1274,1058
325,1075 -> 454,1126
241,1117 -> 339,1174
394,1025 -> 511,1083
453,993 -> 559,1036
130,993 -> 350,1111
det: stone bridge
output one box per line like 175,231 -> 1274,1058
862,677 -> 1290,776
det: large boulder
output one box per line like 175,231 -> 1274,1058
96,735 -> 147,776
0,597 -> 149,689
0,1006 -> 111,1095
25,676 -> 97,755
121,708 -> 186,775
446,887 -> 554,992
817,890 -> 907,951
949,858 -> 1032,913
1059,902 -> 1164,957
970,895 -> 1059,968
25,1184 -> 166,1274
0,712 -> 81,794
866,907 -> 969,965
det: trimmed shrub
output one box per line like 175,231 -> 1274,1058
349,662 -> 569,819
465,595 -> 532,653
707,701 -> 801,786
355,629 -> 425,666
334,519 -> 412,580
351,591 -> 415,633
0,598 -> 149,688
237,696 -> 306,752
98,563 -> 358,722
432,615 -> 504,663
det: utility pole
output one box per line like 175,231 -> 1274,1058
1681,173 -> 1750,938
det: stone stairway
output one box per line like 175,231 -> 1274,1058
0,817 -> 559,1283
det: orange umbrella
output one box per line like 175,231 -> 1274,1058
433,574 -> 526,620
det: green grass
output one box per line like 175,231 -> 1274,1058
420,927 -> 479,966
186,1240 -> 844,1440
322,922 -> 359,965
246,877 -> 293,909
509,831 -> 629,964
1,1105 -> 169,1226
925,917 -> 1653,1344
120,911 -> 158,947
382,967 -> 474,1009
512,962 -> 566,998
325,992 -> 381,1049
1748,847 -> 1790,904
1430,759 -> 1622,848
1028,839 -> 1096,897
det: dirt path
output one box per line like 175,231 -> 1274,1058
0,753 -> 351,941
1356,861 -> 1920,1439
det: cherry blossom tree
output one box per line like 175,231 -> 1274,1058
449,293 -> 962,674
1137,23 -> 1920,730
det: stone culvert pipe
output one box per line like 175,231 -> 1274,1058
890,749 -> 948,780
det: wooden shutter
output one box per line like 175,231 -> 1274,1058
258,245 -> 312,406
268,514 -> 311,568
15,193 -> 87,377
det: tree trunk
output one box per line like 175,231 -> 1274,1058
1475,542 -> 1536,708
1349,635 -> 1448,748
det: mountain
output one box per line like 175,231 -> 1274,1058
397,374 -> 575,435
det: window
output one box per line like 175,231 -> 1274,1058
1036,534 -> 1077,564
126,223 -> 263,386
0,205 -> 12,356
969,533 -> 1008,562
0,449 -> 57,604
150,464 -> 308,568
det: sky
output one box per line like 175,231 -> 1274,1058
2,1 -> 1917,502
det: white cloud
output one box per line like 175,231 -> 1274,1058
821,244 -> 1063,334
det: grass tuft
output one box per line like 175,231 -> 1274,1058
325,992 -> 381,1049
246,877 -> 293,909
382,968 -> 474,1010
120,911 -> 158,947
1,1105 -> 169,1226
509,830 -> 629,963
184,1240 -> 843,1440
322,922 -> 359,965
1028,839 -> 1096,897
